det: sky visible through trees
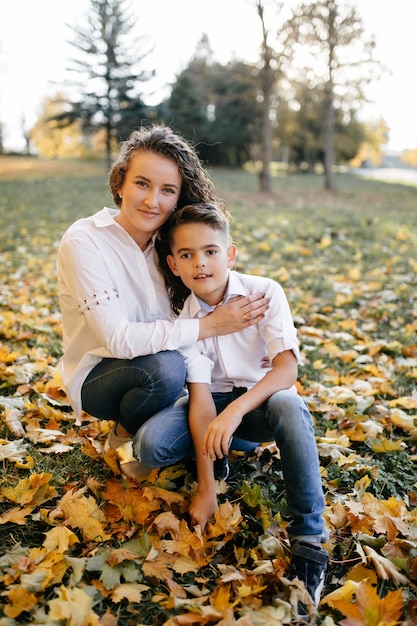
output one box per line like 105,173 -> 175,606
0,0 -> 416,153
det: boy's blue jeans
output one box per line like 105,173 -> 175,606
134,386 -> 328,543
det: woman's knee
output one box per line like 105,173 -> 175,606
151,351 -> 186,390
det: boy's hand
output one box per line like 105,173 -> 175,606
203,408 -> 243,459
189,486 -> 218,531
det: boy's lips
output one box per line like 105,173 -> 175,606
194,273 -> 212,280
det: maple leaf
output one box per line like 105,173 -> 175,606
0,438 -> 29,462
207,501 -> 243,538
64,555 -> 88,584
110,582 -> 150,603
48,585 -> 100,626
0,395 -> 26,411
367,437 -> 406,453
58,487 -> 111,542
2,585 -> 38,618
362,545 -> 408,586
3,407 -> 26,436
42,526 -> 79,552
0,504 -> 35,525
1,472 -> 57,506
151,510 -> 181,539
387,408 -> 417,434
323,579 -> 404,626
142,546 -> 174,580
389,396 -> 417,410
85,549 -> 141,590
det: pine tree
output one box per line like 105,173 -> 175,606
51,0 -> 153,166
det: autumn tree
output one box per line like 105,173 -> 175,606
51,0 -> 153,167
277,82 -> 365,171
286,0 -> 379,190
349,118 -> 389,168
402,146 -> 417,168
31,95 -> 96,159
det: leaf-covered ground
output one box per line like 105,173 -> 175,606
1,157 -> 417,625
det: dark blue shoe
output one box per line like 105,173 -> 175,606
214,454 -> 229,480
288,541 -> 329,614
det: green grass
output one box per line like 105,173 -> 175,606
1,156 -> 417,625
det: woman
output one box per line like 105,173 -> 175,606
57,124 -> 268,480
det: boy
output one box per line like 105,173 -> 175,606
163,202 -> 329,609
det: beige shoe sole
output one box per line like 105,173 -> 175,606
104,425 -> 152,482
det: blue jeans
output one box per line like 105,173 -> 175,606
80,351 -> 186,435
133,387 -> 327,542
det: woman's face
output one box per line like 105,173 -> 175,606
116,151 -> 182,248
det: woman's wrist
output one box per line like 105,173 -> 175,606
198,315 -> 215,341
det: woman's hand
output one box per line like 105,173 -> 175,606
198,293 -> 269,340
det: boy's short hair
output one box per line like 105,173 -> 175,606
166,202 -> 232,249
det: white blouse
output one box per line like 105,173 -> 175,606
57,207 -> 199,417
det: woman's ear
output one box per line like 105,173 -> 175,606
167,254 -> 180,276
227,244 -> 237,269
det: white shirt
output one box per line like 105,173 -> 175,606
179,270 -> 300,391
57,207 -> 199,417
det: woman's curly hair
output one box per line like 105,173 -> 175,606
109,124 -> 218,208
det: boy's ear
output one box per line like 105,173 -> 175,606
167,254 -> 180,276
227,244 -> 237,268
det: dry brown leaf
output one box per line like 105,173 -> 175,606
2,585 -> 39,618
58,487 -> 111,542
362,545 -> 408,586
110,582 -> 149,603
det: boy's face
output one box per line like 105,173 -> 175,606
167,223 -> 236,306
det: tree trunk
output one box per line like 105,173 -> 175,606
260,90 -> 272,192
324,0 -> 336,191
324,82 -> 335,190
256,0 -> 273,193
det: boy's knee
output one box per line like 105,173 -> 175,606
271,389 -> 305,411
268,390 -> 312,432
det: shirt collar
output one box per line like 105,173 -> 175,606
188,271 -> 246,317
93,207 -> 119,227
93,207 -> 156,252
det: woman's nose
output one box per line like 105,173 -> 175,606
144,190 -> 158,208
